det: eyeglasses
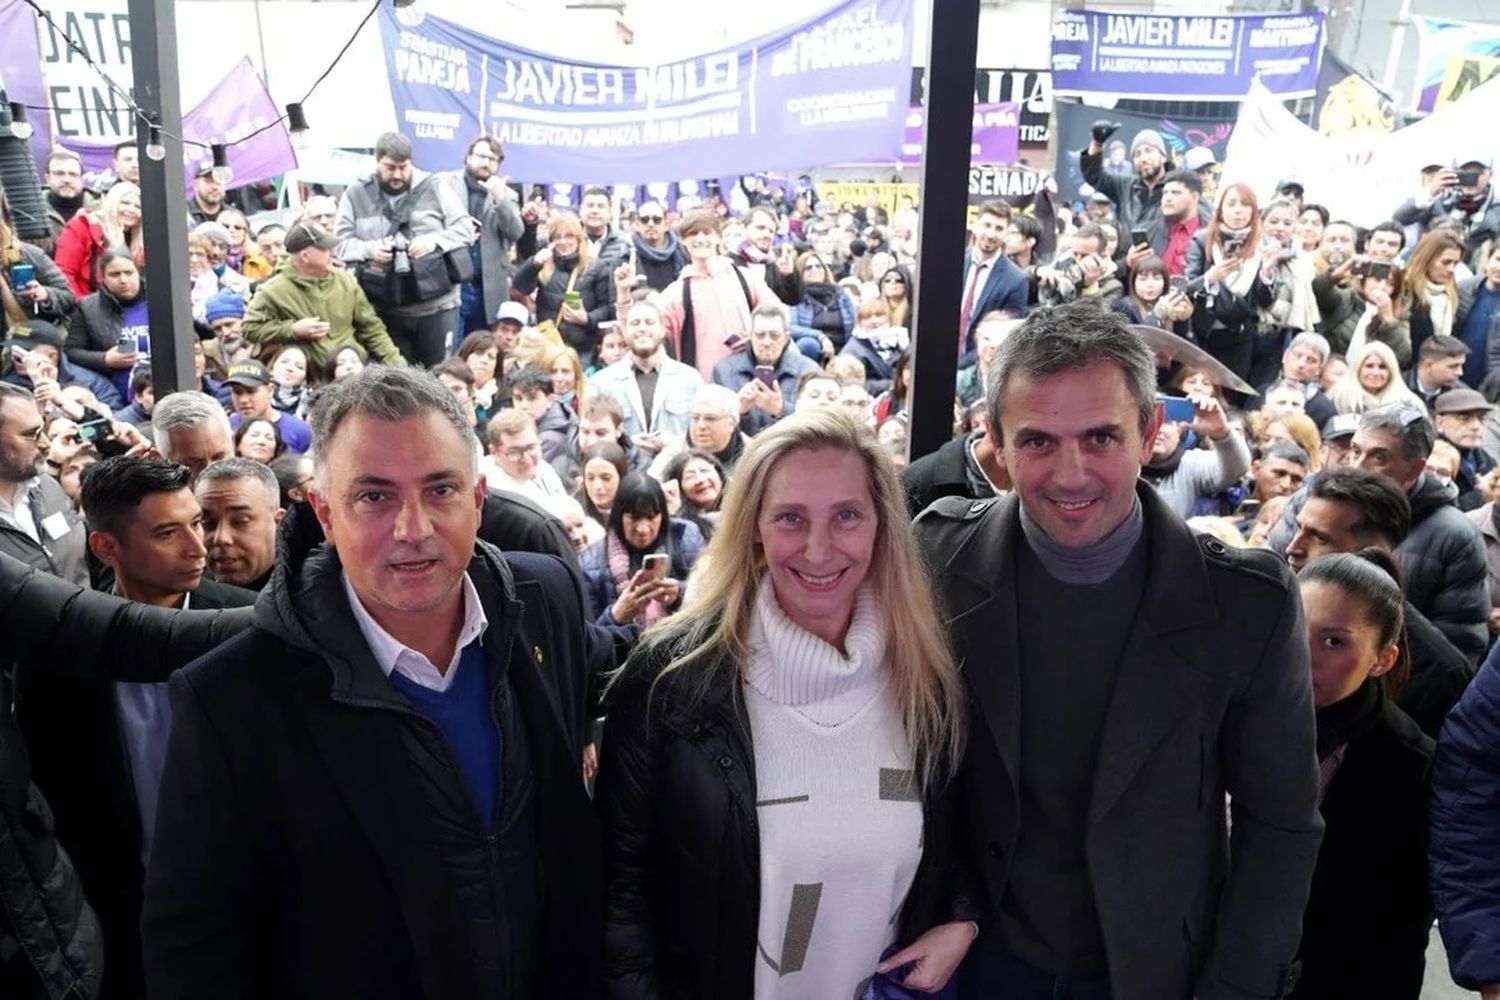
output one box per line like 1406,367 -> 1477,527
500,444 -> 540,461
19,424 -> 46,443
223,223 -> 247,231
637,214 -> 664,224
689,413 -> 730,424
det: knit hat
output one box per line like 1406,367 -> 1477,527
1130,129 -> 1166,156
204,290 -> 246,324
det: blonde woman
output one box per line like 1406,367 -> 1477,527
1328,341 -> 1423,415
598,407 -> 975,998
540,341 -> 588,412
512,210 -> 612,365
218,208 -> 272,280
1401,230 -> 1465,353
54,180 -> 142,298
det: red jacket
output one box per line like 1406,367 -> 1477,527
53,213 -> 107,298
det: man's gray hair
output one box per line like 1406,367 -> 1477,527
308,366 -> 480,489
152,391 -> 232,448
197,457 -> 280,507
691,384 -> 741,420
1360,403 -> 1436,463
1263,441 -> 1311,468
1287,331 -> 1330,365
751,302 -> 790,329
987,301 -> 1156,438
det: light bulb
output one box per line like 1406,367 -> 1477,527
144,124 -> 166,161
209,143 -> 232,185
5,101 -> 27,140
284,102 -> 310,151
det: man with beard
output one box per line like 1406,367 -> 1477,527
626,199 -> 687,293
1141,171 -> 1204,278
0,383 -> 87,585
334,132 -> 474,367
1139,393 -> 1251,517
436,136 -> 524,336
587,299 -> 702,457
1080,122 -> 1170,235
187,161 -> 226,227
729,205 -> 796,305
578,185 -> 630,269
960,202 -> 1030,356
42,149 -> 97,244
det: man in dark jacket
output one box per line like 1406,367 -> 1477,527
901,429 -> 1007,518
18,456 -> 255,1000
628,200 -> 688,293
1434,388 -> 1498,511
915,304 -> 1321,1000
0,384 -> 88,587
510,364 -> 577,464
1348,403 -> 1491,659
1079,122 -> 1170,235
141,366 -> 605,999
1431,639 -> 1500,995
1392,156 -> 1500,269
435,136 -> 525,336
711,302 -> 820,436
1282,467 -> 1474,739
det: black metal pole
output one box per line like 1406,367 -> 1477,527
907,0 -> 981,461
127,0 -> 195,397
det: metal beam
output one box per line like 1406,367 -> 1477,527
127,0 -> 196,397
907,0 -> 980,461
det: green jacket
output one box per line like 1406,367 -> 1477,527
242,263 -> 404,368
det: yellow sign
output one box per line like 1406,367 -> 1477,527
1316,73 -> 1396,138
1435,55 -> 1500,109
815,182 -> 920,221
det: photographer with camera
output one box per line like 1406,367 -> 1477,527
333,132 -> 475,367
1314,253 -> 1411,367
1394,157 -> 1500,269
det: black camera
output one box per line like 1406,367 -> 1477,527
1458,169 -> 1482,187
391,234 -> 411,276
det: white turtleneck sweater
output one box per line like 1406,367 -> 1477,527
744,579 -> 922,1000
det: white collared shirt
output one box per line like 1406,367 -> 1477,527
0,477 -> 41,543
342,569 -> 489,694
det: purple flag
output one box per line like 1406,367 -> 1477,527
901,101 -> 1020,165
0,0 -> 55,170
49,57 -> 296,194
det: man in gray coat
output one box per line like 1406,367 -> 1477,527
435,135 -> 525,337
915,302 -> 1322,1000
334,132 -> 474,367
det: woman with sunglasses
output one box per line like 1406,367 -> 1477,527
791,251 -> 855,362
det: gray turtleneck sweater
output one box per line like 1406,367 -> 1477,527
997,498 -> 1149,977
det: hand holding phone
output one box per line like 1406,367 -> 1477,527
754,364 -> 776,387
641,553 -> 669,580
1157,394 -> 1197,423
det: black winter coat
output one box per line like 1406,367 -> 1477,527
596,640 -> 978,1000
1290,681 -> 1433,999
1401,472 -> 1490,660
141,532 -> 606,999
512,255 -> 615,358
65,286 -> 142,375
0,243 -> 75,339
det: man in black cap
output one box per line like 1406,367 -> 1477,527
243,223 -> 405,371
1262,412 -> 1361,554
1435,387 -> 1497,510
1274,179 -> 1305,211
4,319 -> 123,410
223,361 -> 312,453
188,160 -> 226,227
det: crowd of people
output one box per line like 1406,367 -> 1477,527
2,117 -> 1500,1000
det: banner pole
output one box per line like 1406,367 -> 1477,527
1381,0 -> 1414,95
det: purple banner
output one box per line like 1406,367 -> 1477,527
901,101 -> 1019,165
379,0 -> 915,183
0,0 -> 55,172
1051,9 -> 1324,100
61,58 -> 297,194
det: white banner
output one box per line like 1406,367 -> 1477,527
1220,76 -> 1500,228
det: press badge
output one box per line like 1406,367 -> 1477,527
41,512 -> 71,541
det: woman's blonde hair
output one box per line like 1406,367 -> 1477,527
1404,230 -> 1465,309
540,211 -> 590,284
98,181 -> 142,252
1327,341 -> 1423,415
627,407 -> 966,789
1251,410 -> 1323,472
540,342 -> 588,400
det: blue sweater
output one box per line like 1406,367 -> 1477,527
387,640 -> 501,828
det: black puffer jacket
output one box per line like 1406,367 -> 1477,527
0,551 -> 246,1000
512,254 -> 615,358
1401,472 -> 1490,660
596,637 -> 978,1000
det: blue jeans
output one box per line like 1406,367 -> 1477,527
458,281 -> 488,336
959,937 -> 1113,1000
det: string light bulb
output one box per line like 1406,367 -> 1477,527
7,102 -> 31,141
210,143 -> 233,184
284,102 -> 310,152
144,123 -> 166,161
